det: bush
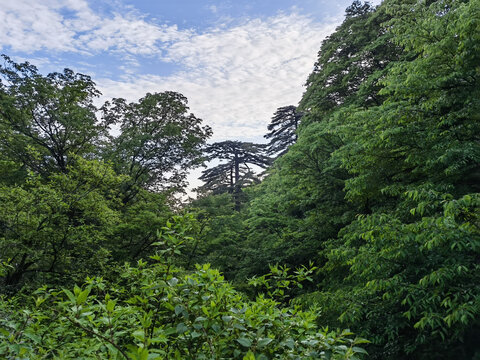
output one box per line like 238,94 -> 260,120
0,221 -> 367,359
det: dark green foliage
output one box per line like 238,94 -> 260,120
317,191 -> 480,359
264,105 -> 302,156
0,224 -> 367,359
226,0 -> 393,283
0,57 -> 209,293
108,189 -> 173,262
102,92 -> 212,198
0,158 -> 123,293
199,141 -> 271,209
195,0 -> 480,358
1,0 -> 480,357
295,0 -> 480,358
187,193 -> 248,280
299,0 -> 400,121
0,55 -> 107,174
337,0 -> 480,205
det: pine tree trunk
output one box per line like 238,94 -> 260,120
234,152 -> 240,211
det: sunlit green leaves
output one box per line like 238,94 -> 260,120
0,251 -> 367,359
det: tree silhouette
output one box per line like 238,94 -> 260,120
199,141 -> 271,209
264,105 -> 302,156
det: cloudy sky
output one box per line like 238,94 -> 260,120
0,0 -> 380,189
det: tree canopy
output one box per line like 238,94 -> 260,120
0,57 -> 210,292
102,92 -> 212,197
0,55 -> 107,175
264,105 -> 302,156
199,141 -> 271,209
190,0 -> 480,358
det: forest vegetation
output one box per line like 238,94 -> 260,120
0,0 -> 479,358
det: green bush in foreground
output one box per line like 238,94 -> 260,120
0,221 -> 367,359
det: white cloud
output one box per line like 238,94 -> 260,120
0,1 -> 337,141
0,0 -> 76,53
98,13 -> 336,142
0,0 -> 189,55
0,1 -> 340,190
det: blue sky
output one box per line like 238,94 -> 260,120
0,0 -> 380,189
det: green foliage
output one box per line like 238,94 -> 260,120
264,105 -> 302,156
337,0 -> 480,205
1,0 -> 480,358
248,263 -> 317,305
0,57 -> 210,293
108,189 -> 173,262
0,231 -> 367,359
0,158 -> 124,292
196,1 -> 480,359
296,0 -> 480,358
226,0 -> 401,286
199,141 -> 271,210
0,55 -> 107,174
102,92 -> 212,196
187,193 -> 248,279
300,0 -> 400,121
314,191 -> 480,358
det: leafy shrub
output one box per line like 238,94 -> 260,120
0,219 -> 368,359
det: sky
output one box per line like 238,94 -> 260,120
0,0 -> 381,190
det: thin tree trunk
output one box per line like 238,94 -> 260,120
234,152 -> 240,211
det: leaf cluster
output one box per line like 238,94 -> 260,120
0,227 -> 368,359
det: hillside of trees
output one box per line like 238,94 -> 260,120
1,0 -> 479,358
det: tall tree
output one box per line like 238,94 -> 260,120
314,0 -> 480,358
299,0 -> 401,125
101,92 -> 212,201
237,0 -> 399,275
192,0 -> 401,284
264,105 -> 302,156
0,56 -> 108,175
0,58 -> 209,292
199,141 -> 270,210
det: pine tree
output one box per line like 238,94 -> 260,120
199,141 -> 271,210
264,105 -> 302,156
